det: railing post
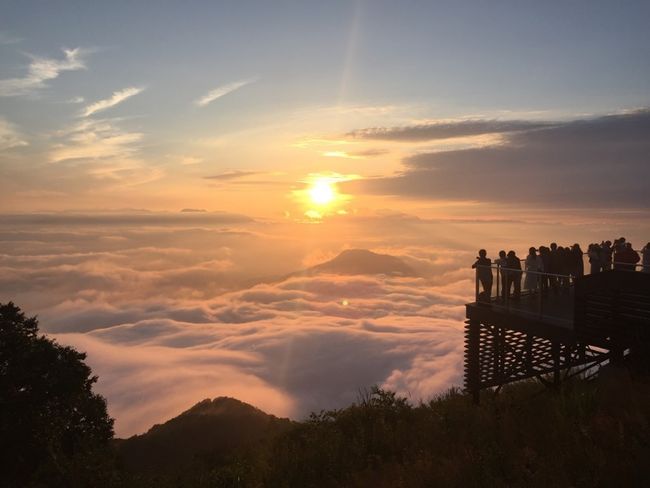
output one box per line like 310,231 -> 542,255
505,269 -> 510,311
475,267 -> 480,302
496,266 -> 500,301
538,272 -> 543,318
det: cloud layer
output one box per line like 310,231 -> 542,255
347,119 -> 552,141
347,110 -> 650,207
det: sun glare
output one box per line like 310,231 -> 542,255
309,179 -> 336,206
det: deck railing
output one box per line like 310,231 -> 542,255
474,259 -> 649,325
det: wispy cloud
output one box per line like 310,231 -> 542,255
82,87 -> 145,117
50,118 -> 143,162
0,48 -> 87,97
203,170 -> 258,180
0,118 -> 28,150
194,78 -> 255,107
0,31 -> 22,45
347,119 -> 553,141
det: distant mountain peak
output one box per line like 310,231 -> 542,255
308,248 -> 416,277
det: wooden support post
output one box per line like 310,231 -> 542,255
610,345 -> 624,365
465,319 -> 481,404
552,342 -> 561,387
525,335 -> 533,375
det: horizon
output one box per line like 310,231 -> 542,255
2,1 -> 650,437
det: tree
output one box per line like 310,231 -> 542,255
0,302 -> 115,487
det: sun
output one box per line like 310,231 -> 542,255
308,179 -> 336,206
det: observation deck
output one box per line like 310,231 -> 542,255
464,260 -> 650,401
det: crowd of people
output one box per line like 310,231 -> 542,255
472,238 -> 650,302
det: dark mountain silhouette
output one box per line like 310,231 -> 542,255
115,397 -> 292,475
309,249 -> 416,276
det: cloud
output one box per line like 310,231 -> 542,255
0,118 -> 28,150
346,109 -> 650,207
347,119 -> 552,141
50,118 -> 143,162
0,31 -> 22,45
194,78 -> 255,107
203,170 -> 259,180
0,48 -> 86,96
81,87 -> 145,117
179,155 -> 203,165
323,148 -> 389,159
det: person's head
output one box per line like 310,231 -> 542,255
626,242 -> 633,249
550,242 -> 557,250
620,237 -> 626,243
499,250 -> 506,258
529,247 -> 536,255
507,250 -> 516,258
646,242 -> 650,249
605,240 -> 612,246
478,249 -> 487,258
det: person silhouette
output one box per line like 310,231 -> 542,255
524,247 -> 539,293
643,242 -> 650,273
539,246 -> 551,293
588,243 -> 602,274
600,240 -> 613,271
571,243 -> 584,280
472,249 -> 493,301
618,242 -> 640,271
506,250 -> 522,300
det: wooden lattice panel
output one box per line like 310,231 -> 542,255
464,319 -> 608,394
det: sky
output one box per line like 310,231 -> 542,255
1,1 -> 650,436
1,0 -> 649,217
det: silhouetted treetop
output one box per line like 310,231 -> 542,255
0,302 -> 114,487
